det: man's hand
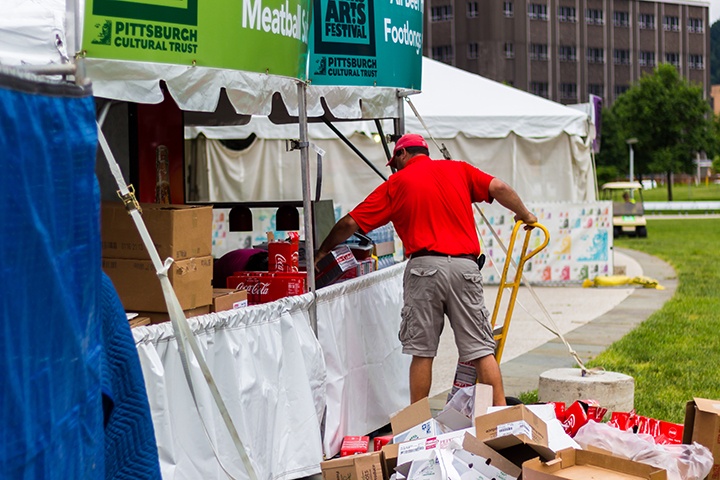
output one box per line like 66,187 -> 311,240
514,212 -> 538,230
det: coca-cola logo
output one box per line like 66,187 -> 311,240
234,281 -> 270,295
274,253 -> 287,271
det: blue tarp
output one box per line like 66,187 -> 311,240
0,68 -> 159,479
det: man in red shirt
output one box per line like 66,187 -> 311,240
315,133 -> 537,405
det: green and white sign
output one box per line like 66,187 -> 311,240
83,0 -> 312,79
307,0 -> 422,88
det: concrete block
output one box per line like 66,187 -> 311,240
538,368 -> 634,413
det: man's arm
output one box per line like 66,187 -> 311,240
488,178 -> 538,227
314,214 -> 360,267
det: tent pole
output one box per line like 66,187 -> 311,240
298,81 -> 317,335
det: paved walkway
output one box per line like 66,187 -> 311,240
429,247 -> 678,407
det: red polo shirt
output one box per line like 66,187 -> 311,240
349,155 -> 494,256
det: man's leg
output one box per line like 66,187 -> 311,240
472,354 -> 507,406
409,356 -> 434,403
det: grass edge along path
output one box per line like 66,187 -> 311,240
584,218 -> 720,424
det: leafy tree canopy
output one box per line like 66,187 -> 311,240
596,64 -> 714,198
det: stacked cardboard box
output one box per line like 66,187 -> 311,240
101,202 -> 214,314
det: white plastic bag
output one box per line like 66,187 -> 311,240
574,421 -> 713,480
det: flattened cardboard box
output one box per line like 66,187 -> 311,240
683,397 -> 720,476
523,448 -> 667,480
103,256 -> 213,312
101,202 -> 212,260
321,451 -> 384,480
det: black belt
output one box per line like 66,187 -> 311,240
410,250 -> 477,263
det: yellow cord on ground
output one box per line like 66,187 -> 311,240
583,275 -> 664,290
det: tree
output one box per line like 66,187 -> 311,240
605,64 -> 713,200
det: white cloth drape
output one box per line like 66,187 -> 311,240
133,263 -> 408,478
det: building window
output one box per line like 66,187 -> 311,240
663,16 -> 680,31
587,47 -> 605,64
431,45 -> 454,62
467,43 -> 479,59
530,43 -> 548,60
688,18 -> 704,33
504,42 -> 515,59
559,83 -> 578,99
431,5 -> 453,21
531,82 -> 549,98
503,1 -> 513,17
638,13 -> 655,29
528,3 -> 548,20
558,45 -> 577,62
613,11 -> 629,27
586,9 -> 604,25
639,51 -> 656,67
588,84 -> 604,97
614,85 -> 629,99
689,54 -> 704,69
558,6 -> 577,22
665,52 -> 680,67
466,1 -> 478,18
613,49 -> 631,65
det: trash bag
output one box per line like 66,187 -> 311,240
574,421 -> 713,480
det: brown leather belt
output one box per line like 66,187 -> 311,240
410,250 -> 477,262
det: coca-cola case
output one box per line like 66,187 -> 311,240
227,271 -> 306,305
268,241 -> 299,272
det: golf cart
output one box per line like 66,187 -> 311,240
601,181 -> 647,238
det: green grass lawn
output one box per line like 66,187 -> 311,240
582,218 -> 720,423
641,183 -> 720,202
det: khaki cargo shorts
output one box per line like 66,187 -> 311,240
399,255 -> 495,362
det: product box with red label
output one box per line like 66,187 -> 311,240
320,451 -> 384,480
226,271 -> 306,305
268,240 -> 299,273
316,245 -> 359,288
340,436 -> 369,456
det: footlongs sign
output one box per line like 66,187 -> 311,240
83,0 -> 311,79
308,0 -> 423,88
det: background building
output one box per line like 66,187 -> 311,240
424,0 -> 711,105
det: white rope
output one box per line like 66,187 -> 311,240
473,206 -> 593,374
96,113 -> 257,479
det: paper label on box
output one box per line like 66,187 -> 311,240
497,420 -> 532,439
394,419 -> 439,444
232,300 -> 248,309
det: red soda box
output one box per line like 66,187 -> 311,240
373,435 -> 393,452
340,436 -> 369,456
268,241 -> 299,272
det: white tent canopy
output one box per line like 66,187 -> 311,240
405,57 -> 589,138
186,57 -> 596,207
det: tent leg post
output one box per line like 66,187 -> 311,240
298,81 -> 318,336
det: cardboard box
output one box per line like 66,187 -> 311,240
684,397 -> 720,475
103,256 -> 213,312
390,397 -> 440,443
320,451 -> 384,480
211,289 -> 248,312
474,404 -> 556,467
374,241 -> 395,258
128,316 -> 150,328
462,432 -> 521,479
523,448 -> 667,479
102,202 -> 212,260
130,305 -> 211,325
226,272 -> 306,305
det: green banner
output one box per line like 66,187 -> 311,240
83,0 -> 311,79
307,0 -> 422,88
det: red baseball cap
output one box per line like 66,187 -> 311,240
387,133 -> 429,166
